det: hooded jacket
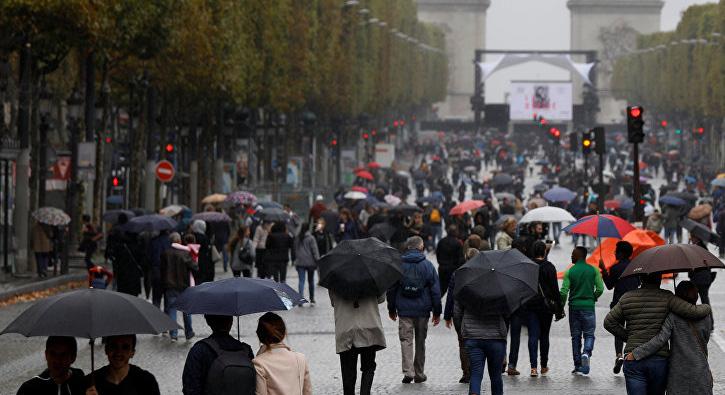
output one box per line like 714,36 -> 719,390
16,368 -> 86,395
387,249 -> 442,318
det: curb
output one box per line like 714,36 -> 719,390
0,273 -> 86,303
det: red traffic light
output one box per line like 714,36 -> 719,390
331,138 -> 338,146
697,127 -> 704,134
393,120 -> 399,127
629,106 -> 642,118
660,120 -> 668,127
362,132 -> 369,140
371,130 -> 377,136
165,144 -> 174,153
554,129 -> 561,138
105,137 -> 112,144
112,177 -> 119,187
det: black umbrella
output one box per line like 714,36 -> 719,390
1,288 -> 178,370
621,243 -> 725,278
102,209 -> 135,224
256,200 -> 284,210
191,211 -> 232,224
257,207 -> 290,222
533,183 -> 549,193
122,214 -> 177,233
368,222 -> 397,243
680,218 -> 721,245
668,191 -> 698,204
492,173 -> 513,186
130,207 -> 153,216
318,238 -> 403,299
390,204 -> 423,216
453,249 -> 539,315
320,210 -> 340,234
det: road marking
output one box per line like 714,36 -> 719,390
712,330 -> 725,353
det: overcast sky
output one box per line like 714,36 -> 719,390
484,0 -> 716,102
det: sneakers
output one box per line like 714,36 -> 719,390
541,367 -> 549,375
185,331 -> 196,341
530,368 -> 538,377
402,376 -> 413,384
580,354 -> 591,375
506,368 -> 520,376
613,356 -> 624,374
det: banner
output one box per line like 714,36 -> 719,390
509,82 -> 573,121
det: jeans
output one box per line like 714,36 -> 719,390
623,356 -> 668,395
398,316 -> 428,379
568,309 -> 596,368
255,249 -> 269,279
438,267 -> 454,297
339,346 -> 377,395
664,227 -> 678,244
507,310 -> 523,369
465,339 -> 506,395
524,310 -> 541,369
296,266 -> 315,301
222,249 -> 229,272
164,289 -> 193,338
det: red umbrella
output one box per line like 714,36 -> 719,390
353,166 -> 366,173
562,214 -> 636,239
639,161 -> 648,170
431,155 -> 441,161
355,170 -> 374,181
604,200 -> 621,210
351,185 -> 369,193
367,162 -> 381,169
449,200 -> 484,216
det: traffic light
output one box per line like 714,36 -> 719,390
675,129 -> 682,135
362,132 -> 370,140
660,120 -> 668,128
112,177 -> 119,187
165,143 -> 174,153
569,133 -> 578,152
549,127 -> 560,141
592,127 -> 605,155
627,106 -> 645,143
582,131 -> 593,155
693,127 -> 704,140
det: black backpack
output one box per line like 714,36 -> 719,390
401,262 -> 427,298
202,339 -> 255,395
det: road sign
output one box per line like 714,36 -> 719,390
155,160 -> 175,183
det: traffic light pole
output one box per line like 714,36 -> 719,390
633,142 -> 642,222
597,150 -> 605,213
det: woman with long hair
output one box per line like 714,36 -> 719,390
228,225 -> 255,277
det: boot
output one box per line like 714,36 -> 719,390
360,371 -> 375,395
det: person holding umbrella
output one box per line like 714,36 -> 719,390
16,336 -> 86,395
85,335 -> 160,395
31,219 -> 53,278
160,233 -> 198,341
560,246 -> 604,375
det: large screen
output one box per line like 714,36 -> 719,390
509,82 -> 573,121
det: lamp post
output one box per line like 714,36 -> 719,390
38,85 -> 52,208
63,89 -> 83,275
302,111 -> 317,204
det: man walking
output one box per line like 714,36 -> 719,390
387,236 -> 442,383
160,233 -> 198,341
436,225 -> 464,296
604,273 -> 711,395
560,246 -> 604,375
598,241 -> 640,374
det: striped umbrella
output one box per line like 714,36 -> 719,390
562,214 -> 635,239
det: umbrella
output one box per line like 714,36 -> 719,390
102,209 -> 135,224
620,244 -> 725,278
32,207 -> 70,226
528,197 -> 547,208
562,214 -> 635,239
351,185 -> 369,193
680,218 -> 721,245
396,170 -> 411,178
687,204 -> 712,220
492,173 -> 513,186
106,195 -> 123,205
519,207 -> 576,223
384,194 -> 402,206
543,186 -> 576,203
344,191 -> 367,200
416,195 -> 442,204
191,211 -> 232,224
391,204 -> 423,216
130,208 -> 152,216
587,229 -> 665,269
318,238 -> 403,299
201,193 -> 227,204
225,191 -> 257,206
122,214 -> 177,233
257,208 -> 290,223
159,204 -> 188,217
256,200 -> 284,210
711,178 -> 725,188
450,200 -> 485,216
604,200 -> 622,210
684,175 -> 696,184
369,222 -> 397,242
659,195 -> 687,207
495,192 -> 516,202
372,201 -> 391,210
1,288 -> 179,370
614,195 -> 635,210
495,214 -> 516,228
535,159 -> 549,166
355,170 -> 374,181
367,161 -> 382,169
453,249 -> 539,315
668,191 -> 698,203
533,183 -> 549,193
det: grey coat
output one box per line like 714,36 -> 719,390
330,292 -> 386,354
453,302 -> 508,340
229,237 -> 254,272
294,233 -> 320,269
632,312 -> 713,395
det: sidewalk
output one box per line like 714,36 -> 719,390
0,256 -> 88,304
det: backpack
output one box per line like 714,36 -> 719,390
429,208 -> 441,224
202,338 -> 256,395
237,239 -> 253,264
401,262 -> 427,298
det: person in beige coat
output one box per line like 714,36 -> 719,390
253,312 -> 311,395
31,220 -> 53,278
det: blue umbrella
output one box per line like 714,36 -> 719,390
659,195 -> 687,207
711,178 -> 725,188
543,186 -> 577,203
684,175 -> 697,184
256,200 -> 284,209
122,214 -> 177,233
416,195 -> 442,204
106,195 -> 123,205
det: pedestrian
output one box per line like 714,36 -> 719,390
336,208 -> 361,242
253,312 -> 312,395
182,315 -> 256,395
387,236 -> 442,383
645,209 -> 663,235
662,205 -> 680,243
604,273 -> 712,395
265,222 -> 295,283
191,220 -> 215,284
598,241 -> 640,373
688,235 -> 714,306
294,222 -> 319,304
427,203 -> 444,246
105,215 -> 142,296
329,290 -> 386,395
228,225 -> 255,278
435,225 -> 464,297
626,281 -> 713,395
85,335 -> 160,395
16,336 -> 85,395
147,230 -> 171,307
31,220 -> 53,278
311,217 -> 334,256
160,232 -> 198,341
79,214 -> 102,269
495,218 -> 516,250
308,195 -> 327,224
503,238 -> 532,375
88,265 -> 113,289
559,246 -> 604,375
253,222 -> 273,279
524,241 -> 565,377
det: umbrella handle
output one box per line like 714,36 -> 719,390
90,338 -> 96,385
237,316 -> 240,341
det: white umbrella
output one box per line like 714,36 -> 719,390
384,194 -> 402,206
343,191 -> 367,200
519,206 -> 576,223
159,204 -> 188,217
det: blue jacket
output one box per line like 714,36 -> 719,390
387,249 -> 442,318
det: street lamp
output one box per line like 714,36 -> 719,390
63,88 -> 83,275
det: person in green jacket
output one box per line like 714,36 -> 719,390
560,246 -> 604,375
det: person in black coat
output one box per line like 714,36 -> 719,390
191,220 -> 215,284
265,222 -> 295,283
598,240 -> 640,373
105,215 -> 142,296
16,336 -> 85,395
435,225 -> 464,297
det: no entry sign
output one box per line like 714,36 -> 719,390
155,160 -> 175,183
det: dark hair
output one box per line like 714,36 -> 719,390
256,312 -> 286,345
574,246 -> 588,259
615,241 -> 633,259
183,233 -> 196,245
46,336 -> 77,355
298,223 -> 310,243
675,281 -> 699,304
466,235 -> 482,250
117,213 -> 129,225
82,214 -> 91,222
532,240 -> 547,259
271,222 -> 286,233
447,225 -> 458,237
512,238 -> 528,256
102,334 -> 137,350
205,314 -> 233,333
640,273 -> 662,286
